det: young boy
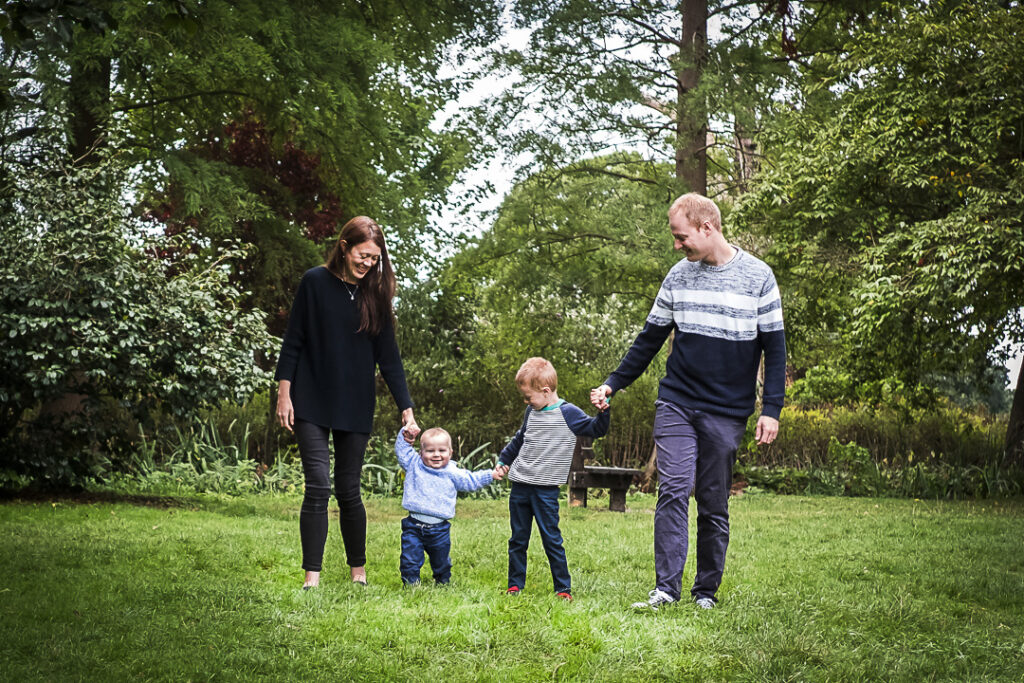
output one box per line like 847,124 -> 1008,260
395,427 -> 504,585
495,357 -> 610,601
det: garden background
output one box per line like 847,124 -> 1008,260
1,1 -> 1023,680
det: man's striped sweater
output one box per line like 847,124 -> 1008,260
606,246 -> 787,420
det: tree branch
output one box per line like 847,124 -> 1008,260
560,165 -> 660,186
112,90 -> 251,113
708,0 -> 768,19
609,11 -> 681,48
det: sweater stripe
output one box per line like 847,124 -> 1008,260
607,247 -> 787,419
508,409 -> 577,486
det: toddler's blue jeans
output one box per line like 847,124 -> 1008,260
508,482 -> 571,594
400,516 -> 452,584
652,399 -> 747,603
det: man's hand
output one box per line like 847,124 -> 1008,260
755,416 -> 779,445
589,385 -> 612,412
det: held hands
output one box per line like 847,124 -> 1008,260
589,385 -> 612,412
755,416 -> 779,445
401,408 -> 420,443
492,464 -> 510,481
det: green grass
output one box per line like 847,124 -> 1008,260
1,493 -> 1022,681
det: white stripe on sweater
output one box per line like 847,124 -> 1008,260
508,409 -> 578,487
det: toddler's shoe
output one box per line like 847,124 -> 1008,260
556,592 -> 572,602
506,586 -> 521,595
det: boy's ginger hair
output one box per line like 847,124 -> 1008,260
515,357 -> 558,392
420,427 -> 452,449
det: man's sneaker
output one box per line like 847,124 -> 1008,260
556,592 -> 573,602
506,586 -> 521,595
631,589 -> 676,611
695,597 -> 716,610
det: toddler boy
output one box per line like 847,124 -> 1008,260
495,357 -> 610,600
395,427 -> 503,585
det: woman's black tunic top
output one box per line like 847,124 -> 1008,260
274,266 -> 413,433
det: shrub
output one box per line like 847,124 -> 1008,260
737,434 -> 1024,499
743,400 -> 1006,470
0,154 -> 274,487
105,418 -> 304,496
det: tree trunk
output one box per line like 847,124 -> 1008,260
733,119 -> 758,193
675,0 -> 708,195
1006,356 -> 1024,467
36,33 -> 111,438
68,33 -> 111,162
639,444 -> 659,493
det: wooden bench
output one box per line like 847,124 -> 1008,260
567,436 -> 642,512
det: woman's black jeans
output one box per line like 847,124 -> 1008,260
293,419 -> 370,572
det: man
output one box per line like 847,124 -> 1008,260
590,193 -> 786,610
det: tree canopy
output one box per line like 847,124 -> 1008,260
2,0 -> 503,267
733,0 -> 1024,456
477,0 -> 903,196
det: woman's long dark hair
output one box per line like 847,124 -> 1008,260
325,216 -> 396,336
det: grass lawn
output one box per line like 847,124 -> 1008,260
1,492 -> 1022,681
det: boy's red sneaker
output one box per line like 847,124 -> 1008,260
556,592 -> 573,602
506,586 -> 521,595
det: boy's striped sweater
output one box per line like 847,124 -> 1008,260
499,401 -> 609,487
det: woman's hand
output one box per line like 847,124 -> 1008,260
277,381 -> 295,432
401,408 -> 420,442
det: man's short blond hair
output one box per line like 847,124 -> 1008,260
669,192 -> 722,232
515,357 -> 558,392
419,427 -> 452,449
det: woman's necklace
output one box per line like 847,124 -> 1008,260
342,280 -> 358,300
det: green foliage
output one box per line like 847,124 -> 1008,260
734,0 -> 1024,398
395,154 -> 676,459
748,402 -> 1007,470
789,364 -> 1012,414
107,418 -> 304,497
0,152 -> 274,486
737,402 -> 1020,498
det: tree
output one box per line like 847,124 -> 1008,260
479,0 -> 893,198
733,0 -> 1024,460
2,0 -> 503,265
397,154 -> 680,464
0,151 -> 274,486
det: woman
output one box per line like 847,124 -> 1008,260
276,216 -> 419,589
